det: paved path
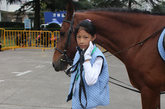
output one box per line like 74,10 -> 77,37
0,49 -> 164,109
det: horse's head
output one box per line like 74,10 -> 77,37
52,1 -> 77,71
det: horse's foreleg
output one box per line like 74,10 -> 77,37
156,93 -> 160,109
141,87 -> 160,109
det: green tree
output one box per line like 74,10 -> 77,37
16,0 -> 92,30
152,1 -> 165,14
34,0 -> 40,30
16,0 -> 41,30
17,0 -> 67,30
90,0 -> 161,9
43,0 -> 92,11
6,0 -> 21,3
90,0 -> 125,8
43,0 -> 68,11
71,0 -> 93,10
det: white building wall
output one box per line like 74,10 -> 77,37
0,0 -> 29,12
132,0 -> 152,11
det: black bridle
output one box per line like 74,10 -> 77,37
55,14 -> 75,65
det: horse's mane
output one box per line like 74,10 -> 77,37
76,8 -> 165,16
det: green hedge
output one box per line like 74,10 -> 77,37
0,22 -> 24,30
46,23 -> 61,31
0,22 -> 61,31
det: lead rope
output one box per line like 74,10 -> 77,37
67,69 -> 79,102
79,50 -> 87,109
66,48 -> 88,108
78,46 -> 97,108
65,59 -> 80,76
66,46 -> 97,108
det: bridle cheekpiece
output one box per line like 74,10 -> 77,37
55,14 -> 75,65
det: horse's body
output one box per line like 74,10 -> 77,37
52,6 -> 165,109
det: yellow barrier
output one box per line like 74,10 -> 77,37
0,29 -> 59,50
0,28 -> 106,52
0,28 -> 4,51
96,44 -> 107,53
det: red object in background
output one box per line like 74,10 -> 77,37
51,36 -> 57,41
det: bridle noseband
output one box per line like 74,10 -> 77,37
55,14 -> 75,65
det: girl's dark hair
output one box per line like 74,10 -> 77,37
74,19 -> 96,39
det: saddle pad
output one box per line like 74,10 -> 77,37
158,28 -> 165,61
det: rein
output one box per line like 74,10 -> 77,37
55,14 -> 75,65
109,76 -> 165,94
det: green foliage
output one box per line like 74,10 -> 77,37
0,22 -> 24,30
144,0 -> 160,6
10,0 -> 164,31
46,23 -> 61,31
6,0 -> 21,4
90,0 -> 125,8
43,0 -> 92,11
43,0 -> 67,11
73,0 -> 93,10
90,0 -> 144,8
152,1 -> 165,14
90,0 -> 161,9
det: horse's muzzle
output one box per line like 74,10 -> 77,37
52,59 -> 68,71
52,62 -> 60,71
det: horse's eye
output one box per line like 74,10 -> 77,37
60,32 -> 65,36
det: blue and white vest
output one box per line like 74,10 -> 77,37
67,45 -> 110,109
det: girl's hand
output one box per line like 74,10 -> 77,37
84,41 -> 94,61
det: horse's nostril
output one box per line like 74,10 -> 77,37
52,62 -> 60,71
52,62 -> 55,68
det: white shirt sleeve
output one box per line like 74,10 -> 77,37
83,57 -> 103,86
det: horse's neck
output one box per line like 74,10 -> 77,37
76,11 -> 165,58
91,12 -> 150,50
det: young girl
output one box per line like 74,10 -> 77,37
67,19 -> 110,109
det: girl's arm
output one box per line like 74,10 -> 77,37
83,57 -> 103,86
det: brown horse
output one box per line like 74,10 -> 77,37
52,3 -> 165,109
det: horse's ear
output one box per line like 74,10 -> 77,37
66,0 -> 74,20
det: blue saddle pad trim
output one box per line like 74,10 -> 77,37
158,28 -> 165,61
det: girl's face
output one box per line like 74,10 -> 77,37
76,29 -> 96,50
